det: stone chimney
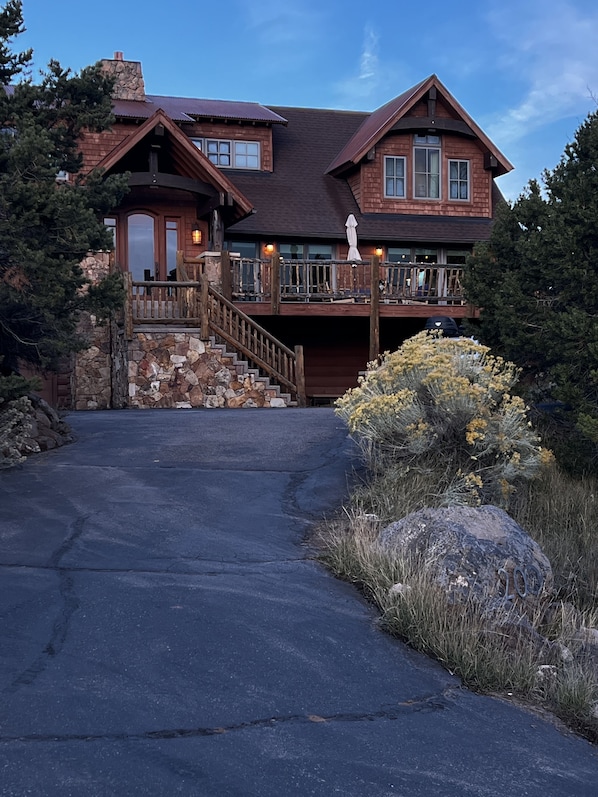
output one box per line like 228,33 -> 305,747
101,51 -> 146,101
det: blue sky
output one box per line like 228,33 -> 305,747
14,0 -> 598,200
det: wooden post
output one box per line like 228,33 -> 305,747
270,255 -> 280,315
200,274 -> 210,340
369,254 -> 380,363
294,345 -> 306,407
220,249 -> 232,301
124,272 -> 133,340
176,250 -> 189,281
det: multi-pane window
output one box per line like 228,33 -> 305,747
206,139 -> 231,166
384,156 -> 406,198
414,135 -> 440,199
191,137 -> 260,169
449,160 -> 469,200
233,141 -> 259,169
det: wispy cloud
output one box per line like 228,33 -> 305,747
485,0 -> 598,145
358,25 -> 379,81
334,23 -> 411,110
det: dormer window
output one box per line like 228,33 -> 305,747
414,134 -> 440,199
190,137 -> 260,169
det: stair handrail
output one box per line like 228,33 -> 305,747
202,276 -> 306,406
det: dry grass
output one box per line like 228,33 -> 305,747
313,466 -> 598,742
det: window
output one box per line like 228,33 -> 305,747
233,141 -> 259,169
127,213 -> 155,282
104,217 -> 117,249
446,249 -> 470,265
195,138 -> 260,169
415,248 -> 438,264
384,156 -> 406,198
166,220 -> 179,279
387,247 -> 411,263
414,135 -> 440,199
207,139 -> 231,166
449,160 -> 469,200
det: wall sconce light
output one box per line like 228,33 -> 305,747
374,247 -> 383,258
265,243 -> 275,255
192,224 -> 203,245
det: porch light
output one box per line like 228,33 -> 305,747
192,224 -> 203,245
265,243 -> 274,254
374,247 -> 383,258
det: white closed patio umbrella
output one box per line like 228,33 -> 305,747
345,214 -> 362,261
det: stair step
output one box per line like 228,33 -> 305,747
208,336 -> 294,407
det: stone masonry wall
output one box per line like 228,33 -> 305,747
71,252 -> 114,410
128,330 -> 288,409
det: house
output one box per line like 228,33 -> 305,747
65,53 -> 513,409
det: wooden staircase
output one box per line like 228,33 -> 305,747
126,273 -> 306,407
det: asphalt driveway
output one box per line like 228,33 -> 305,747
1,408 -> 597,796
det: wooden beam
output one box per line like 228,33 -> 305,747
200,275 -> 210,340
220,250 -> 232,301
369,255 -> 380,363
127,172 -> 217,196
389,117 -> 476,138
270,255 -> 280,315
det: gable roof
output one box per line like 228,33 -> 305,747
96,108 -> 254,223
326,74 -> 513,177
227,106 -> 498,245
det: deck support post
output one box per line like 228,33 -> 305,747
294,345 -> 306,407
270,254 -> 280,315
200,274 -> 210,340
369,254 -> 380,363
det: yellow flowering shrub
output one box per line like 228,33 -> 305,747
335,331 -> 551,506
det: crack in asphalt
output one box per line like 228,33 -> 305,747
3,516 -> 88,694
0,689 -> 460,744
0,558 -> 312,576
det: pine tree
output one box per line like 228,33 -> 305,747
464,110 -> 598,471
0,0 -> 128,396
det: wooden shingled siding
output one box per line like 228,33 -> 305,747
359,134 -> 492,218
78,123 -> 140,172
183,122 -> 274,173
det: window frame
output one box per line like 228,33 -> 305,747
448,159 -> 470,201
413,134 -> 441,200
384,156 -> 406,199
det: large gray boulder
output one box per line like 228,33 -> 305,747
378,505 -> 554,611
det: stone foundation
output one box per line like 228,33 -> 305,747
128,330 -> 288,409
71,249 -> 291,409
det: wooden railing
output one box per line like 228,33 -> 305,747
227,257 -> 465,304
126,273 -> 306,406
204,279 -> 305,405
